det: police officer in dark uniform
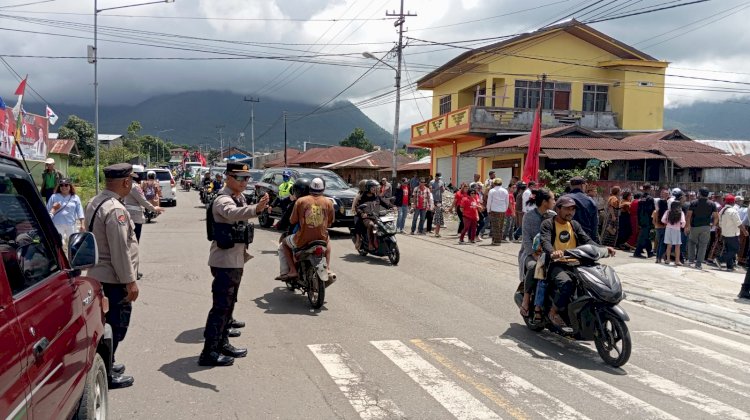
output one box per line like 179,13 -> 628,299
199,162 -> 269,366
84,163 -> 139,388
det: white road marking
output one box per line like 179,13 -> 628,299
431,338 -> 589,420
490,336 -> 678,420
535,334 -> 749,420
308,344 -> 405,420
371,340 -> 502,420
637,331 -> 750,373
680,329 -> 750,355
637,347 -> 750,400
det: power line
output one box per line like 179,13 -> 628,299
0,9 -> 397,22
408,1 -> 572,32
585,0 -> 712,24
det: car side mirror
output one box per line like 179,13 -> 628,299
67,232 -> 98,270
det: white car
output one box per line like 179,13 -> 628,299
146,168 -> 177,207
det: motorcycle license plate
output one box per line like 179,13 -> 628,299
345,209 -> 355,216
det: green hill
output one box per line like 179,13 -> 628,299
665,100 -> 750,139
34,91 -> 392,150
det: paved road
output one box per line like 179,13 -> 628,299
111,189 -> 750,419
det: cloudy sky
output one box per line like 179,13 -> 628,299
0,0 -> 748,131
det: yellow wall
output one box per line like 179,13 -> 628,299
423,30 -> 666,131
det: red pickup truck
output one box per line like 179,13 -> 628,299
0,155 -> 112,419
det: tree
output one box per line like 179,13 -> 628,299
538,160 -> 611,195
412,148 -> 430,159
340,128 -> 374,152
59,115 -> 95,160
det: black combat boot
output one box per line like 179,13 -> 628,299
221,339 -> 248,358
738,283 -> 750,300
227,328 -> 241,337
229,319 -> 245,329
199,341 -> 235,366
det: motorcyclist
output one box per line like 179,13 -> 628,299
275,178 -> 307,281
278,177 -> 335,281
142,170 -> 161,207
540,196 -> 615,329
211,173 -> 224,192
201,171 -> 212,189
278,169 -> 294,199
356,179 -> 393,250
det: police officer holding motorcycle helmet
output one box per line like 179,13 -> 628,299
199,162 -> 269,366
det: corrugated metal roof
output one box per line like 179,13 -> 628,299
542,148 -> 662,160
622,130 -> 725,154
475,126 -> 647,152
46,139 -> 76,155
263,149 -> 303,168
287,146 -> 365,165
695,140 -> 750,156
667,153 -> 749,169
321,150 -> 414,170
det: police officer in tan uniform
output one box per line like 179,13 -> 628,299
84,163 -> 139,388
199,161 -> 269,366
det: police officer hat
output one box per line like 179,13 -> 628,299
225,162 -> 252,176
103,163 -> 137,179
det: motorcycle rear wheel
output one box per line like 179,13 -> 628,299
594,311 -> 631,367
307,271 -> 325,309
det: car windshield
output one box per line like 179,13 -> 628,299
305,172 -> 349,190
154,171 -> 172,182
249,172 -> 263,182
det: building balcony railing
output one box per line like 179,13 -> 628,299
411,105 -> 619,144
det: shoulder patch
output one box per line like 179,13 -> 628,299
117,214 -> 127,225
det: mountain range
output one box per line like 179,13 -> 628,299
30,91 -> 393,151
28,92 -> 750,151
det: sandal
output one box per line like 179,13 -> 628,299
520,304 -> 530,317
549,312 -> 568,328
533,308 -> 543,324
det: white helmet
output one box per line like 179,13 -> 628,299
310,177 -> 325,194
147,170 -> 156,179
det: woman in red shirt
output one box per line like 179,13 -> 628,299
460,189 -> 482,243
453,183 -> 469,234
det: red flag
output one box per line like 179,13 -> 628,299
522,103 -> 542,183
197,152 -> 206,166
14,78 -> 26,96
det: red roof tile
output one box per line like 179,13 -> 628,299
472,125 -> 647,153
542,149 -> 662,160
288,146 -> 366,165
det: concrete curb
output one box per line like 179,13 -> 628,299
624,285 -> 750,334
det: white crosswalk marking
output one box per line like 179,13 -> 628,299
430,338 -> 590,420
490,336 -> 679,420
535,334 -> 749,420
638,331 -> 750,373
680,329 -> 750,355
371,340 -> 502,420
308,344 -> 405,420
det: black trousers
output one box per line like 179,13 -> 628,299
425,210 -> 434,232
134,223 -> 142,242
204,267 -> 243,342
720,236 -> 740,270
457,208 -> 464,233
101,283 -> 132,362
548,264 -> 575,310
634,225 -> 653,256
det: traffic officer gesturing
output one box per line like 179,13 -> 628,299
199,162 -> 269,366
84,163 -> 139,388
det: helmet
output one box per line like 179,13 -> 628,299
147,170 -> 156,179
310,177 -> 325,194
358,179 -> 368,193
365,179 -> 379,192
282,169 -> 293,179
671,187 -> 683,197
292,178 -> 311,198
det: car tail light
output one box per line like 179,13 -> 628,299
313,246 -> 325,257
170,178 -> 175,186
102,296 -> 109,314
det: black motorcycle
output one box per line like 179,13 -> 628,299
349,204 -> 399,265
514,245 -> 631,367
285,240 -> 331,309
144,209 -> 158,224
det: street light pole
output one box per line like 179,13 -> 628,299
93,0 -> 175,193
244,96 -> 259,168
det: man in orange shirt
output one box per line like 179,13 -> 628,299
280,177 -> 335,280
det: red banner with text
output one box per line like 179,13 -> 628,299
0,109 -> 49,161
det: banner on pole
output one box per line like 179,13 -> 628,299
0,109 -> 49,161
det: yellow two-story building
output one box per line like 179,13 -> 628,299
410,20 -> 668,186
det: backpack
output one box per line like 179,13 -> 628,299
143,181 -> 157,200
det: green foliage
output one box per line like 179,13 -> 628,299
100,146 -> 137,166
340,127 -> 374,152
126,120 -> 142,138
412,148 -> 430,159
59,115 -> 95,160
538,160 -> 611,195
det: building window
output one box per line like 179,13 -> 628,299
583,84 -> 609,112
513,80 -> 571,110
474,86 -> 486,107
439,95 -> 451,115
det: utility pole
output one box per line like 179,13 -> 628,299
386,0 -> 416,191
244,96 -> 260,168
283,111 -> 288,167
216,125 -> 224,161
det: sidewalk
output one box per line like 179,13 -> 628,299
407,216 -> 750,334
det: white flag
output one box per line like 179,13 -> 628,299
46,105 -> 58,125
